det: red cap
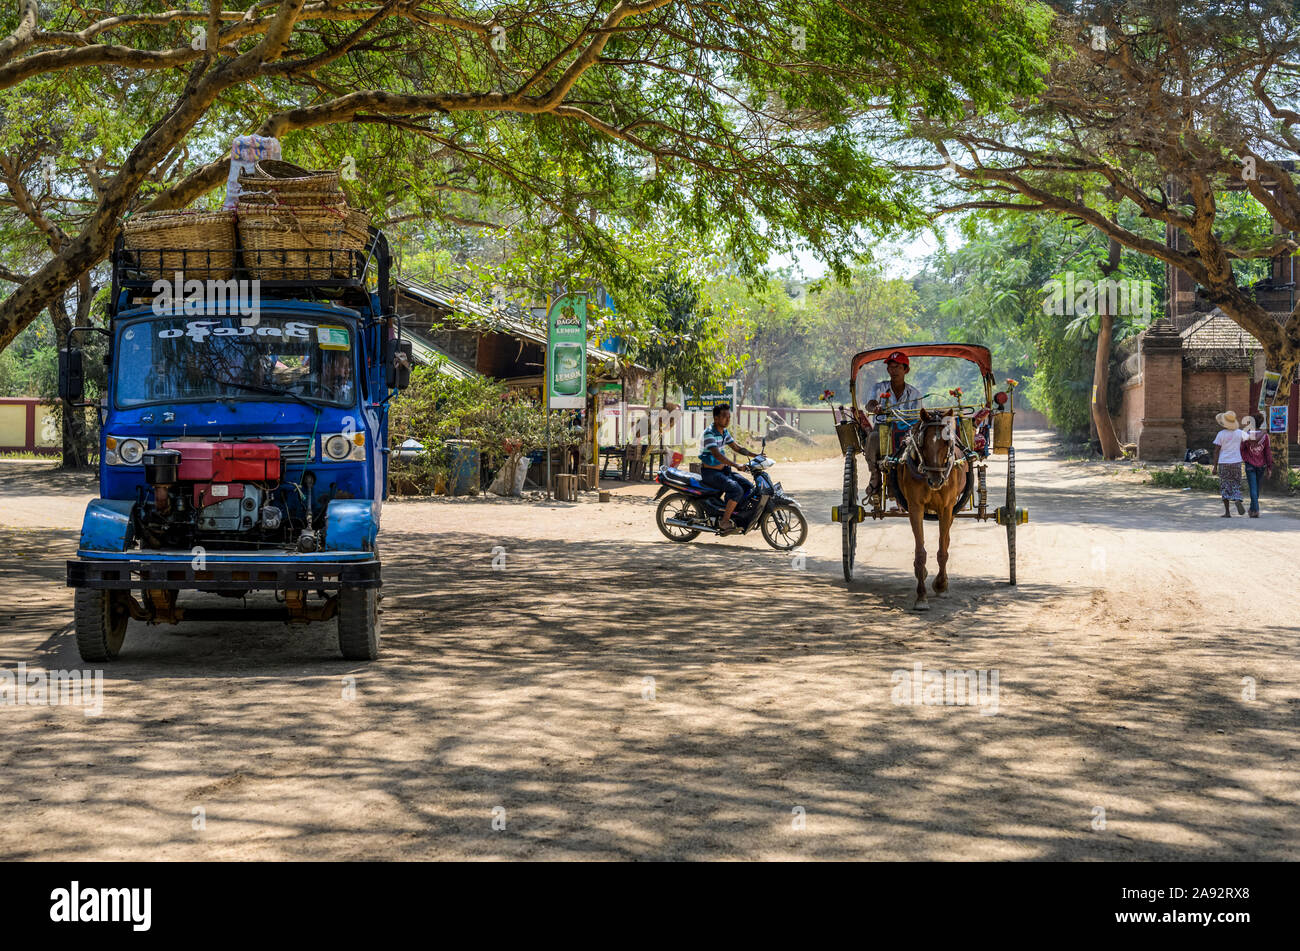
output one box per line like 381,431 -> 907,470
886,350 -> 910,369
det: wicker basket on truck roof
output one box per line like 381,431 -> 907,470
122,210 -> 236,282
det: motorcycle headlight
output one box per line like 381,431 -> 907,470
105,435 -> 145,466
321,431 -> 365,462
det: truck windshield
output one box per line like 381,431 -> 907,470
115,314 -> 358,409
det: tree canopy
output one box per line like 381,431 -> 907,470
0,0 -> 1052,351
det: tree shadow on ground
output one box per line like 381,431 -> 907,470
1,522 -> 1294,860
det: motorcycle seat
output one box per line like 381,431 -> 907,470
657,466 -> 721,496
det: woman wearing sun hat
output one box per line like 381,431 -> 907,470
1240,415 -> 1273,518
1211,410 -> 1247,517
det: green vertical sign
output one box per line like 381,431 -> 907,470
547,294 -> 587,409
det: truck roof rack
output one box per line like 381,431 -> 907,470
110,226 -> 392,317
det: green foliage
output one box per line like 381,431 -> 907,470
1148,464 -> 1220,492
0,314 -> 58,397
389,364 -> 549,488
621,269 -> 739,394
706,263 -> 921,406
909,210 -> 1167,437
1216,191 -> 1281,288
1,0 -> 1053,350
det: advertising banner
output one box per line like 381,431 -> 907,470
1258,370 -> 1281,413
546,294 -> 588,410
1269,404 -> 1288,434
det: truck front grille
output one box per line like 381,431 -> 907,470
265,435 -> 312,471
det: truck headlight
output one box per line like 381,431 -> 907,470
321,431 -> 365,462
105,435 -> 145,466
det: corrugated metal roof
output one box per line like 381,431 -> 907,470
405,327 -> 478,379
397,277 -> 636,367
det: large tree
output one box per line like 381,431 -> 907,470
0,0 -> 1050,353
892,0 -> 1300,476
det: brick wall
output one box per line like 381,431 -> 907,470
1182,369 -> 1253,450
1137,344 -> 1186,459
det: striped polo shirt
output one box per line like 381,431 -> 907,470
700,425 -> 736,467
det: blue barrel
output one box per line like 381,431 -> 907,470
445,440 -> 480,495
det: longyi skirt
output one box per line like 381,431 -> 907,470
1219,462 -> 1243,501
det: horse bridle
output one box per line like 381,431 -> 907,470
902,416 -> 958,489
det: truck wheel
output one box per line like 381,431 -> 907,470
338,587 -> 380,660
74,589 -> 128,662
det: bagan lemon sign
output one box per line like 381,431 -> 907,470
547,294 -> 588,409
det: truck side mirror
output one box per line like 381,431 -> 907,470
388,339 -> 413,390
59,348 -> 84,402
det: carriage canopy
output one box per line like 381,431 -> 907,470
849,343 -> 994,382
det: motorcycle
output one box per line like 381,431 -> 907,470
652,439 -> 808,550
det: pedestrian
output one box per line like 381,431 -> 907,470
1240,415 -> 1274,518
1211,410 -> 1247,517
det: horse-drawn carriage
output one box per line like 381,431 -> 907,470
829,343 -> 1027,606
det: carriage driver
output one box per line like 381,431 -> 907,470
700,402 -> 758,535
864,350 -> 924,495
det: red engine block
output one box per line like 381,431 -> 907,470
162,441 -> 281,483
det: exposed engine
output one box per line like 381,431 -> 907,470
136,441 -> 292,550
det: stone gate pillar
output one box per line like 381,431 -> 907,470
1137,319 -> 1186,460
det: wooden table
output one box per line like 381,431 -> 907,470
599,446 -> 627,480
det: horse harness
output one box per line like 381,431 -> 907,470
900,416 -> 962,489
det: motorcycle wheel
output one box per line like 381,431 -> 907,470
761,503 -> 808,551
656,493 -> 703,542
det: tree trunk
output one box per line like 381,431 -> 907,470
49,297 -> 89,468
1091,233 -> 1124,460
1264,360 -> 1296,490
1091,309 -> 1123,459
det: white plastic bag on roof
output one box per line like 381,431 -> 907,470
223,135 -> 282,209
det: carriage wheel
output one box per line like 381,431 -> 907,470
842,451 -> 858,582
1005,446 -> 1017,586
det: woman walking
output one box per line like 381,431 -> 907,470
1240,415 -> 1274,518
1212,410 -> 1247,517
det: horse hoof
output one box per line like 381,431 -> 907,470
934,589 -> 950,599
914,600 -> 931,612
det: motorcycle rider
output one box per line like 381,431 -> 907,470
700,402 -> 757,535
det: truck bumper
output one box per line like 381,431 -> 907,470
67,550 -> 381,591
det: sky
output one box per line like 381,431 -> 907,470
769,223 -> 961,283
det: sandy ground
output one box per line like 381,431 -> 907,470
0,429 -> 1296,860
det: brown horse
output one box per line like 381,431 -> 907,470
896,408 -> 968,611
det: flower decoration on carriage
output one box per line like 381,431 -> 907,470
820,389 -> 835,402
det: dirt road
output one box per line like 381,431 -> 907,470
0,430 -> 1296,860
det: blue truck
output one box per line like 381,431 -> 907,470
58,226 -> 412,661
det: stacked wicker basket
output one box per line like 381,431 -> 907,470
121,209 -> 238,281
122,160 -> 371,282
236,160 -> 370,280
